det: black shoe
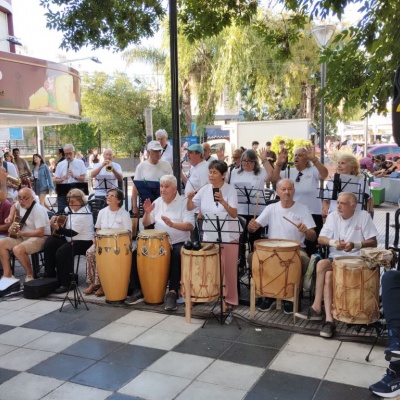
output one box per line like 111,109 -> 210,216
54,286 -> 69,294
257,298 -> 276,312
164,291 -> 177,311
283,301 -> 293,315
125,289 -> 144,305
385,329 -> 400,359
369,367 -> 400,398
320,321 -> 335,338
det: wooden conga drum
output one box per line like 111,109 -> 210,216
137,229 -> 171,305
332,256 -> 380,324
96,229 -> 132,304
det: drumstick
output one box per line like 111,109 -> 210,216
184,183 -> 208,199
253,193 -> 261,219
283,216 -> 298,228
199,243 -> 214,251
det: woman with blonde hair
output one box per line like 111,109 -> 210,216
43,188 -> 94,293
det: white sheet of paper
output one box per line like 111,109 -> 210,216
0,277 -> 20,291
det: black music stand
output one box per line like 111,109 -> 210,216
56,182 -> 89,213
93,175 -> 119,198
200,213 -> 242,330
59,209 -> 91,312
132,180 -> 161,216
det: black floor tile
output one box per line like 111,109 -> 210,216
104,344 -> 166,369
107,394 -> 141,400
0,368 -> 19,385
83,305 -> 131,322
22,312 -> 80,331
247,370 -> 320,400
55,303 -> 92,316
62,337 -> 123,360
314,381 -> 377,400
71,361 -> 141,391
237,326 -> 292,349
0,324 -> 14,335
54,317 -> 110,336
192,318 -> 251,341
28,353 -> 95,380
174,335 -> 233,358
220,342 -> 279,368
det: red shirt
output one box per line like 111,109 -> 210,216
0,200 -> 12,236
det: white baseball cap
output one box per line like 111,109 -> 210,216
147,140 -> 163,151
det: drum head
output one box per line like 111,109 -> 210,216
255,239 -> 300,250
97,229 -> 130,236
333,256 -> 367,269
139,229 -> 168,237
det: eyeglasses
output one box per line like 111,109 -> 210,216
241,160 -> 255,164
106,194 -> 117,198
18,196 -> 32,202
64,152 -> 73,155
295,172 -> 303,182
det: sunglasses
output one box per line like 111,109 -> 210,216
295,172 -> 303,182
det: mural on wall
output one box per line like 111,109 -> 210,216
0,51 -> 81,117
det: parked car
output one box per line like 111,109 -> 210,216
367,144 -> 400,160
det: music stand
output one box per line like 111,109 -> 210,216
93,175 -> 119,198
132,180 -> 160,203
199,213 -> 242,329
59,209 -> 91,312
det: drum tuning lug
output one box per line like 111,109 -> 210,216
114,247 -> 120,255
98,247 -> 102,255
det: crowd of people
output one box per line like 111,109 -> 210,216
0,134 -> 399,397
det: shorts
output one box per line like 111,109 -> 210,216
4,236 -> 47,254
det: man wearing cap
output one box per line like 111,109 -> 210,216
156,129 -> 173,166
181,143 -> 209,196
131,140 -> 173,215
0,151 -> 19,202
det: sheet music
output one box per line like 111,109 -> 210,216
202,212 -> 241,243
234,182 -> 267,216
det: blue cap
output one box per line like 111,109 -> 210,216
187,144 -> 204,154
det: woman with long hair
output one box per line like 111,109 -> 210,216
31,153 -> 54,209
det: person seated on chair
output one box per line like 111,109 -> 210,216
90,148 -> 123,201
84,188 -> 131,297
370,270 -> 400,398
0,189 -> 12,239
127,174 -> 194,310
0,188 -> 50,283
295,192 -> 378,339
248,179 -> 317,314
43,189 -> 94,294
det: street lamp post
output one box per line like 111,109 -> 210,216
312,24 -> 335,164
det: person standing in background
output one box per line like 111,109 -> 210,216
31,154 -> 54,210
12,148 -> 32,178
156,129 -> 173,166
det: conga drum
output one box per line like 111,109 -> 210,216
137,229 -> 171,304
250,239 -> 302,319
96,229 -> 132,304
332,256 -> 380,324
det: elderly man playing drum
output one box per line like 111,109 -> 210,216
248,179 -> 317,314
126,174 -> 194,311
295,192 -> 378,338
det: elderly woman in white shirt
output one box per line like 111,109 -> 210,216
44,188 -> 94,293
83,188 -> 132,296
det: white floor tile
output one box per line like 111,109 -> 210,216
0,347 -> 55,371
22,300 -> 62,314
0,372 -> 62,400
325,359 -> 386,388
270,350 -> 332,379
0,310 -> 44,326
0,327 -> 48,346
0,298 -> 40,311
119,370 -> 191,400
197,360 -> 264,391
41,382 -> 112,400
115,310 -> 168,327
0,343 -> 17,357
90,322 -> 147,342
130,328 -> 189,350
153,315 -> 203,334
147,352 -> 214,379
176,380 -> 246,400
0,308 -> 12,317
24,332 -> 83,352
284,333 -> 341,358
336,342 -> 387,368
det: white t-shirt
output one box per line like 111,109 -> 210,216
4,161 -> 18,199
64,205 -> 94,242
325,174 -> 370,213
96,207 -> 132,231
92,162 -> 123,197
230,168 -> 266,216
55,158 -> 87,184
320,210 -> 378,258
184,160 -> 209,195
134,160 -> 173,182
161,143 -> 173,166
149,193 -> 194,244
281,166 -> 322,214
205,154 -> 218,163
16,202 -> 51,236
192,182 -> 240,242
256,201 -> 316,248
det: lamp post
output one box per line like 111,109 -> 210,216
312,24 -> 335,164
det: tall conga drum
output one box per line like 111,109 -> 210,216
96,229 -> 132,304
137,229 -> 171,304
332,256 -> 380,324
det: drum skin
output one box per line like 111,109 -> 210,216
181,245 -> 220,302
332,256 -> 380,324
252,239 -> 302,299
96,229 -> 132,303
137,229 -> 171,305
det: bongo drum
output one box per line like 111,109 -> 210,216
137,229 -> 171,305
332,256 -> 380,325
250,239 -> 302,320
96,229 -> 132,304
